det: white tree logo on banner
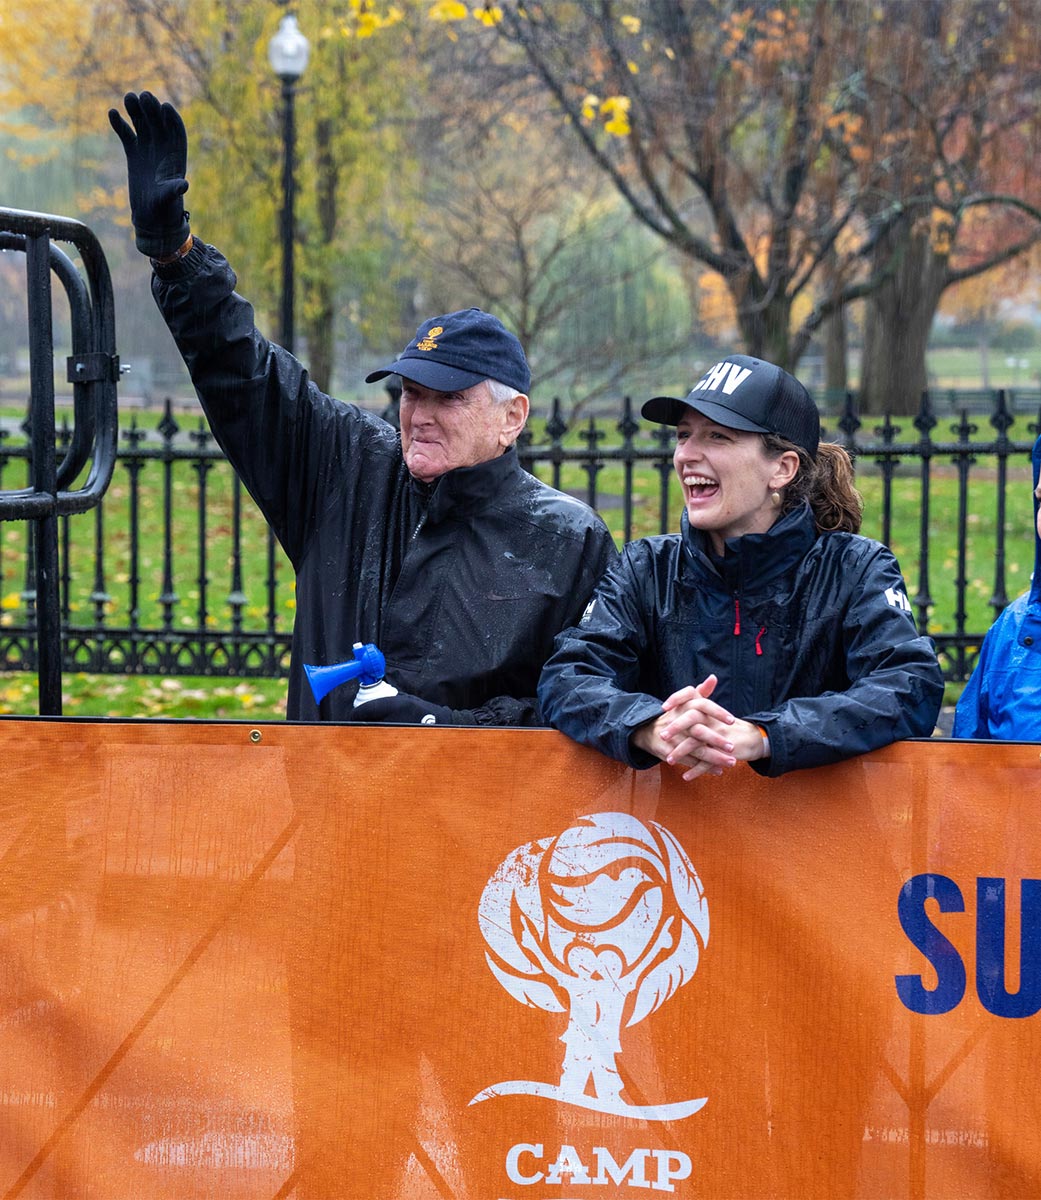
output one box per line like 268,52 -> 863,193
470,811 -> 710,1120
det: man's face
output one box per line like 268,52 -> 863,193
399,379 -> 527,483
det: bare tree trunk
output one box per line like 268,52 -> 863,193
859,228 -> 946,415
302,116 -> 340,394
823,308 -> 848,395
306,278 -> 335,396
736,291 -> 795,369
975,299 -> 996,389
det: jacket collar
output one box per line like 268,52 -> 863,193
682,502 -> 818,590
409,445 -> 522,523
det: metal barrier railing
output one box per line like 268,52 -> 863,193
0,208 -> 119,713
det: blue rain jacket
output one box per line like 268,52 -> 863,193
953,435 -> 1041,740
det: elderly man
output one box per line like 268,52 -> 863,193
110,92 -> 616,724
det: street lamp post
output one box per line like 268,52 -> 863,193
268,13 -> 310,354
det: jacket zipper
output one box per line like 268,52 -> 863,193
387,510 -> 428,613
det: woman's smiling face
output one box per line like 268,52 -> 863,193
673,411 -> 799,554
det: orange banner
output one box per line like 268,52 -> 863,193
1,720 -> 1040,1199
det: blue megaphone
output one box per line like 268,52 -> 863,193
304,642 -> 395,705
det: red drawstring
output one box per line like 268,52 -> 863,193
735,600 -> 767,655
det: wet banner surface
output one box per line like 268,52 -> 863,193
0,720 -> 1039,1199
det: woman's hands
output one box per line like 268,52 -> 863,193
629,675 -> 768,781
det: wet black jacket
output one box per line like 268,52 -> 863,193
538,504 -> 944,775
152,241 -> 617,723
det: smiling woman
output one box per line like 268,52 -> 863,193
538,355 -> 946,780
672,412 -> 800,552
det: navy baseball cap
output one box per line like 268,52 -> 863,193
365,308 -> 530,394
642,354 -> 820,458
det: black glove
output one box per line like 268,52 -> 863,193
349,692 -> 471,726
108,92 -> 191,258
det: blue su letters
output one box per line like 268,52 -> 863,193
896,874 -> 1041,1017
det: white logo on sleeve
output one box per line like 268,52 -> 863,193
580,598 -> 597,624
885,585 -> 912,612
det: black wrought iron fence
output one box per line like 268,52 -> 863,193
1,388 -> 1039,685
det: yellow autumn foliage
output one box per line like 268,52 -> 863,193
600,95 -> 631,138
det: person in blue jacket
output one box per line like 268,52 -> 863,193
538,356 -> 945,778
953,434 -> 1041,739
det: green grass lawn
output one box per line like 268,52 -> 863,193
0,671 -> 288,719
925,345 -> 1041,391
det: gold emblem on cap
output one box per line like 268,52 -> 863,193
416,325 -> 443,352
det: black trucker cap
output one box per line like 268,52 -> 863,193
365,308 -> 530,395
641,355 -> 820,458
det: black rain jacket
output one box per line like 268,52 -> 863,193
152,241 -> 617,723
538,503 -> 944,775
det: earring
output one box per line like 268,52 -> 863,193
771,491 -> 782,508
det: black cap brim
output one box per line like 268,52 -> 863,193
640,395 -> 685,425
365,358 -> 489,392
641,393 -> 770,433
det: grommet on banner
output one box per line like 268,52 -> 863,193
250,729 -> 262,743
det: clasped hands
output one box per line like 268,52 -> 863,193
631,674 -> 768,781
